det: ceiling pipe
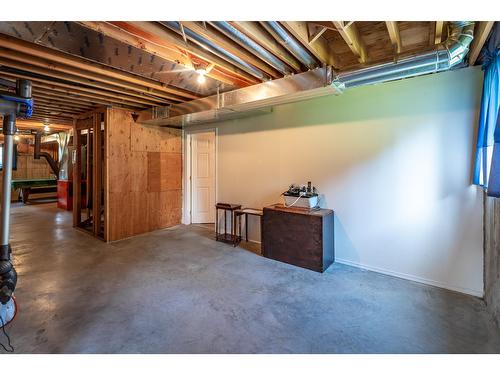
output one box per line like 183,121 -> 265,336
139,22 -> 475,127
160,21 -> 270,82
209,22 -> 295,76
260,21 -> 319,70
337,21 -> 475,88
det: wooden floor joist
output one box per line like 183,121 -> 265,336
0,70 -> 159,108
0,51 -> 178,104
0,33 -> 200,101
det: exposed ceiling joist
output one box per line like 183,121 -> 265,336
180,21 -> 281,79
332,21 -> 368,63
230,22 -> 302,72
0,68 -> 161,108
110,21 -> 259,86
280,21 -> 339,68
435,21 -> 444,44
77,21 -> 246,88
0,33 -> 199,101
308,24 -> 328,45
15,120 -> 72,131
385,21 -> 402,54
468,21 -> 495,66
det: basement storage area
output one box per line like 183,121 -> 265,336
0,19 -> 500,355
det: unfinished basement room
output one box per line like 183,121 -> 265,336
1,3 -> 500,365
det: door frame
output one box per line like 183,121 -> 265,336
183,127 -> 218,225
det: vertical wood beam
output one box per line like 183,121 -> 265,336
332,21 -> 368,63
72,121 -> 82,228
435,21 -> 445,44
93,113 -> 102,238
385,21 -> 402,54
469,21 -> 495,66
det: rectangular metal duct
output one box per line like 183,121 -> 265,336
139,66 -> 344,127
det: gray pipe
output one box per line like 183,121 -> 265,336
261,22 -> 319,70
1,122 -> 14,246
337,22 -> 475,89
209,22 -> 295,76
160,21 -> 270,81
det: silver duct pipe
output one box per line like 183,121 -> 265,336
160,21 -> 270,81
209,21 -> 295,76
261,22 -> 319,70
337,22 -> 475,88
140,22 -> 475,128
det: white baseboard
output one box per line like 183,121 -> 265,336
336,258 -> 484,298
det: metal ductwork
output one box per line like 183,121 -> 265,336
160,21 -> 270,81
139,66 -> 343,127
260,22 -> 319,70
140,21 -> 475,128
338,21 -> 475,88
209,21 -> 295,76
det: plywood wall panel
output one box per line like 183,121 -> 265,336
106,107 -> 182,241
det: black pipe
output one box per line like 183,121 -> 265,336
34,132 -> 59,177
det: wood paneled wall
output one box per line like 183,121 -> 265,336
106,107 -> 182,241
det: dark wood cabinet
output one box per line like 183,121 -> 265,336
262,204 -> 334,273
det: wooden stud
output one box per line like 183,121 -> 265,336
308,25 -> 328,45
332,21 -> 368,63
385,21 -> 402,54
73,120 -> 82,228
469,21 -> 495,66
93,112 -> 103,238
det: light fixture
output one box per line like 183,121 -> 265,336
14,135 -> 20,141
196,68 -> 207,84
43,124 -> 50,132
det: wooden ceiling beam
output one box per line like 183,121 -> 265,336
31,86 -> 129,108
78,21 -> 249,88
230,22 -> 302,72
15,119 -> 72,131
110,21 -> 259,86
0,70 -> 157,108
33,103 -> 82,115
280,21 -> 339,68
0,33 -> 199,101
0,48 -> 181,104
469,21 -> 495,66
435,21 -> 445,44
308,25 -> 328,45
180,21 -> 280,79
385,21 -> 402,54
332,21 -> 368,63
33,96 -> 95,111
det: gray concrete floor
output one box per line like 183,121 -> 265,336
3,202 -> 500,353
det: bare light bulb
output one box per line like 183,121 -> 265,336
44,125 -> 50,132
196,68 -> 207,84
14,135 -> 20,141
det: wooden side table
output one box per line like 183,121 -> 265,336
235,208 -> 263,243
215,203 -> 242,247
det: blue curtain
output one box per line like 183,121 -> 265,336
473,49 -> 500,188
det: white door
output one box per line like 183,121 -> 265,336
191,131 -> 216,223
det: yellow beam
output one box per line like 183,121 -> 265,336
332,21 -> 367,63
385,21 -> 402,54
468,21 -> 495,65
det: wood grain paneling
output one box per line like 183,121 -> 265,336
106,107 -> 182,241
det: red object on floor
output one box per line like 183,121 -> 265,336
57,180 -> 87,210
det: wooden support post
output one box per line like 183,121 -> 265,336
93,113 -> 102,238
72,121 -> 82,228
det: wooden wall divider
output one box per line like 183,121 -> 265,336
73,106 -> 182,242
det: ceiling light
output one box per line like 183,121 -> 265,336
44,124 -> 50,132
14,135 -> 20,141
196,68 -> 207,84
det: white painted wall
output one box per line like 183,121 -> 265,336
185,67 -> 485,296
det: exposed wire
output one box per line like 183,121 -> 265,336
0,313 -> 14,353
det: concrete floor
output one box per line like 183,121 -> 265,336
3,202 -> 500,353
